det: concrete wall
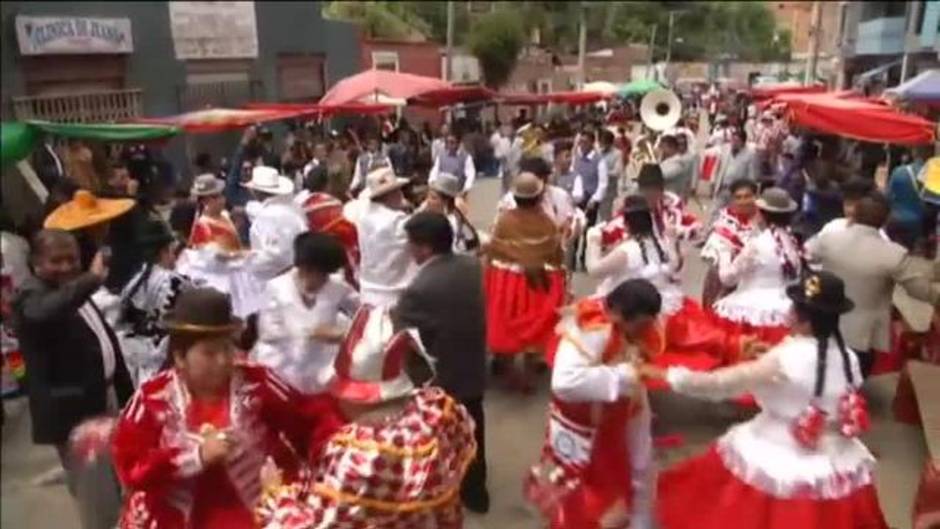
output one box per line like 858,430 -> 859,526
856,16 -> 907,56
0,1 -> 185,119
1,2 -> 361,178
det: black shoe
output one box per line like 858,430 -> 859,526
461,488 -> 490,514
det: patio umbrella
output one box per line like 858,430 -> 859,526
319,69 -> 450,106
884,69 -> 940,104
617,79 -> 663,98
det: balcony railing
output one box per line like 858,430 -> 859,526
11,88 -> 143,123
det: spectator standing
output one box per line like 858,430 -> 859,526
395,212 -> 490,513
13,230 -> 133,529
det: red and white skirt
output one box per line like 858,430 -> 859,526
485,261 -> 566,356
657,445 -> 890,529
644,298 -> 730,391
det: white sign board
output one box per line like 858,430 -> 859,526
15,16 -> 133,55
169,2 -> 258,60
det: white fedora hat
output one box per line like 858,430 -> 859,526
365,166 -> 409,200
242,165 -> 294,195
428,172 -> 462,198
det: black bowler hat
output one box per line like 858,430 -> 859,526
162,287 -> 242,334
786,271 -> 855,315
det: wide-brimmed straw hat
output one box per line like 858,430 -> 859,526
511,171 -> 545,199
786,271 -> 855,315
366,166 -> 409,200
756,187 -> 798,213
242,166 -> 294,195
162,287 -> 242,334
44,190 -> 135,231
329,305 -> 432,404
190,173 -> 225,197
428,172 -> 462,198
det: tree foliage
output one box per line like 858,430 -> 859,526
468,11 -> 526,88
322,1 -> 791,62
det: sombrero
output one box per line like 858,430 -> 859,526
44,190 -> 135,231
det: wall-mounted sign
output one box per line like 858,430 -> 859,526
15,16 -> 133,55
169,2 -> 258,60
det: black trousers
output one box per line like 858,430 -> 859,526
857,349 -> 876,379
459,397 -> 488,500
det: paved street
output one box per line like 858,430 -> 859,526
1,178 -> 929,529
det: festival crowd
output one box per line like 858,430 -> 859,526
1,84 -> 939,529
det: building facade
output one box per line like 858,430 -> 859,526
1,1 -> 360,173
837,1 -> 939,90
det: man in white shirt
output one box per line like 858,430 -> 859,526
709,128 -> 759,227
254,232 -> 360,393
658,134 -> 689,198
429,132 -> 477,196
598,129 -> 624,222
355,167 -> 416,307
570,130 -> 609,268
349,136 -> 391,197
431,123 -> 449,165
242,166 -> 308,283
490,123 -> 513,189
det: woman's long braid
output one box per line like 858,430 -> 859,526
833,327 -> 855,388
811,309 -> 840,399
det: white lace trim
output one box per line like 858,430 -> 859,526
713,291 -> 792,327
715,435 -> 875,500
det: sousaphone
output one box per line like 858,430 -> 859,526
640,88 -> 682,132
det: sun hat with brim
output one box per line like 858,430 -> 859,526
44,190 -> 135,231
511,171 -> 545,199
162,287 -> 242,334
756,187 -> 798,213
365,166 -> 409,200
329,305 -> 433,404
428,172 -> 462,198
242,166 -> 294,195
190,173 -> 225,197
786,271 -> 854,315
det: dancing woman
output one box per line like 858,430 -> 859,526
649,272 -> 889,529
587,195 -> 745,374
709,187 -> 803,362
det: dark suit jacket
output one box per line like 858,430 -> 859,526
394,254 -> 486,400
12,274 -> 133,444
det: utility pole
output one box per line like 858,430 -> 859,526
647,24 -> 658,80
805,0 -> 822,85
665,11 -> 676,66
445,0 -> 455,82
576,2 -> 587,89
900,0 -> 923,83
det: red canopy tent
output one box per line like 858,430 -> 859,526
498,91 -> 612,106
750,83 -> 827,100
136,107 -> 305,133
243,102 -> 394,117
781,92 -> 934,145
319,69 -> 450,106
409,85 -> 496,107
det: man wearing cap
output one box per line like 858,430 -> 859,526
13,229 -> 134,529
497,156 -> 578,236
242,166 -> 307,283
257,305 -> 477,528
355,166 -> 416,307
421,172 -> 481,254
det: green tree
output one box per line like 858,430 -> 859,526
468,11 -> 526,88
323,1 -> 429,40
